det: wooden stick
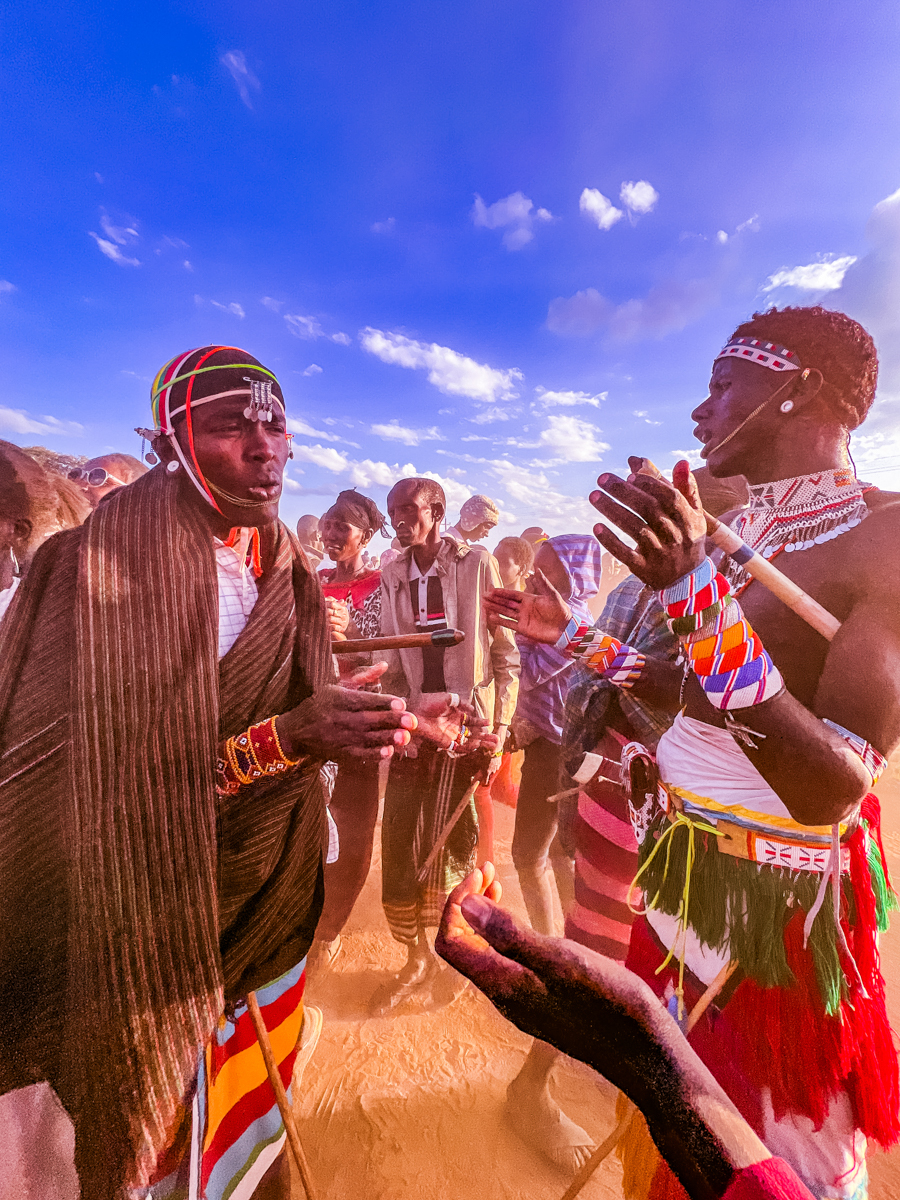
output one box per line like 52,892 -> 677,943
247,991 -> 321,1200
557,1109 -> 635,1200
633,458 -> 841,641
416,777 -> 481,883
332,628 -> 465,654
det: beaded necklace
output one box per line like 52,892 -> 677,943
722,467 -> 869,591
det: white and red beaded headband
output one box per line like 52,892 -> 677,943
715,337 -> 802,373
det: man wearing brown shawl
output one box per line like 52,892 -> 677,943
0,346 -> 421,1200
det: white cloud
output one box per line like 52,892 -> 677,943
88,232 -> 140,267
211,300 -> 245,318
579,188 -> 623,231
736,214 -> 760,234
285,313 -> 324,339
717,230 -> 729,245
670,448 -> 704,469
620,180 -> 658,216
287,417 -> 343,443
0,406 -> 83,436
489,459 -> 597,526
371,420 -> 444,446
548,277 -> 717,340
221,50 -> 260,109
763,255 -> 858,293
634,409 -> 662,426
183,260 -> 193,271
99,208 -> 138,244
302,364 -> 323,376
0,281 -> 15,297
261,296 -> 283,312
469,406 -> 511,424
471,191 -> 553,251
372,217 -> 396,234
292,443 -> 350,473
284,313 -> 350,344
360,327 -> 523,403
531,414 -> 610,462
534,386 -> 605,409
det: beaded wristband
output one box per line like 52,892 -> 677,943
216,716 -> 302,796
555,619 -> 646,689
661,558 -> 784,711
823,718 -> 888,786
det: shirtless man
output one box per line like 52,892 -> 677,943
485,306 -> 900,1199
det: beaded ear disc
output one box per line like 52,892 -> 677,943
780,400 -> 794,413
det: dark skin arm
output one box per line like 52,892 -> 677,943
484,569 -> 685,714
436,869 -> 776,1200
591,461 -> 900,826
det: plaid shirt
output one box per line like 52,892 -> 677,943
562,573 -> 680,761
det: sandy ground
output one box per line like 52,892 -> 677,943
290,773 -> 900,1200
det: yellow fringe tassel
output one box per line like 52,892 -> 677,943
627,811 -> 722,1020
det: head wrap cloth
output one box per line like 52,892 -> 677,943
149,346 -> 286,515
460,493 -> 499,526
714,336 -> 802,373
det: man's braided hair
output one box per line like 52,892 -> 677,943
730,306 -> 878,430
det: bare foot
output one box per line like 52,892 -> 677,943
368,949 -> 440,1017
506,1068 -> 595,1174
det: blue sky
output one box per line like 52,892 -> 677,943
4,0 -> 900,549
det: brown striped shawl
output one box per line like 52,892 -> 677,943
0,467 -> 331,1199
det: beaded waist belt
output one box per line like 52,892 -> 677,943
661,790 -> 852,876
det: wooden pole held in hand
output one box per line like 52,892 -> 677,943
247,991 -> 321,1200
632,458 -> 841,641
332,628 -> 466,654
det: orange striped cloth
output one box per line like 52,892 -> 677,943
147,962 -> 307,1200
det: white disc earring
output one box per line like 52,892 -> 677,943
780,400 -> 794,413
167,460 -> 180,473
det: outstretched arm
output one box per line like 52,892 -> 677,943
436,871 -> 811,1200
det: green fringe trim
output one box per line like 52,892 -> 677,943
637,816 -> 850,1014
868,832 -> 898,934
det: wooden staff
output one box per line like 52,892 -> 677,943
416,777 -> 481,883
247,991 -> 321,1200
632,458 -> 841,641
332,628 -> 466,654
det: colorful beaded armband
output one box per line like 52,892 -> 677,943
661,558 -> 784,711
216,716 -> 301,796
554,617 -> 646,689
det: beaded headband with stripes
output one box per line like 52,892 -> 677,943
144,347 -> 288,516
714,337 -> 802,373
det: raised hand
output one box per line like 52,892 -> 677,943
590,459 -> 707,591
275,683 -> 417,760
483,569 -> 572,645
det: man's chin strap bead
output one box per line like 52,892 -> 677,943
555,616 -> 646,689
662,557 -> 785,710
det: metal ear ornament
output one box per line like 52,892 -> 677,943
243,378 -> 276,422
780,400 -> 794,413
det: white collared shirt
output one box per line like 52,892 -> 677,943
214,533 -> 260,660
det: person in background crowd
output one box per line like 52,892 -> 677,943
0,441 -> 90,624
437,867 -> 818,1200
493,535 -> 534,591
296,513 -> 324,569
308,489 -> 388,974
379,546 -> 400,569
372,477 -> 518,1014
447,493 -> 500,544
471,535 -> 536,860
520,525 -> 549,547
498,533 -> 606,1174
68,453 -> 148,508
